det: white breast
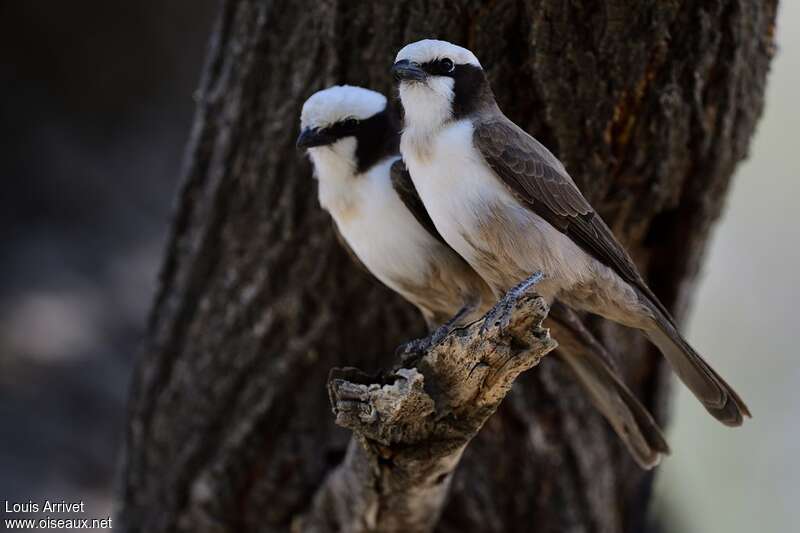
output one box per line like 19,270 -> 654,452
316,156 -> 438,294
401,119 -> 596,300
401,120 -> 498,253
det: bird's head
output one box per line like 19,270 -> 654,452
392,39 -> 491,131
298,85 -> 397,174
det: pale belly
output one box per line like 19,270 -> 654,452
403,121 -> 596,302
328,165 -> 485,325
401,120 -> 657,329
407,163 -> 652,326
337,198 -> 434,297
337,205 -> 489,326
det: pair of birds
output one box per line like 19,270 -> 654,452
297,39 -> 750,468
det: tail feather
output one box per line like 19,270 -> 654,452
558,348 -> 670,468
548,305 -> 669,469
645,317 -> 751,427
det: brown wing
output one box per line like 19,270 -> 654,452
390,158 -> 448,247
474,118 -> 751,425
473,117 -> 673,322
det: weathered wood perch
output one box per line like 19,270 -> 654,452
299,294 -> 555,533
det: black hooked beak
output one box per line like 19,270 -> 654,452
296,127 -> 337,149
392,60 -> 426,82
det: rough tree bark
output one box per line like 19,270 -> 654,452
119,1 -> 776,532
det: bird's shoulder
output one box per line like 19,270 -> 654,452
472,115 -> 591,222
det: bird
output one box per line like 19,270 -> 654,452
297,84 -> 670,467
392,39 -> 750,426
297,84 -> 493,330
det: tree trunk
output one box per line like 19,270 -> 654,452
119,1 -> 776,532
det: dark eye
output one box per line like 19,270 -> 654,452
343,118 -> 359,128
440,58 -> 455,73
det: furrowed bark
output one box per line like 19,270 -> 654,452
119,1 -> 776,532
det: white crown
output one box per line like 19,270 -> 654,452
300,85 -> 386,129
395,39 -> 481,68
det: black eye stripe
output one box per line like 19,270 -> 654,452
421,58 -> 457,76
321,117 -> 360,137
307,107 -> 399,173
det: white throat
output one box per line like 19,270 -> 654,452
307,137 -> 359,215
308,138 -> 357,180
399,78 -> 454,132
399,78 -> 454,159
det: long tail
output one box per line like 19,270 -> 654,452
558,349 -> 670,468
548,305 -> 669,469
645,314 -> 751,427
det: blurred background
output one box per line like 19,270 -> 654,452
653,2 -> 800,530
0,2 -> 796,532
0,0 -> 217,527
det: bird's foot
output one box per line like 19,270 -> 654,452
481,271 -> 544,335
395,300 -> 478,365
395,322 -> 452,366
395,336 -> 433,365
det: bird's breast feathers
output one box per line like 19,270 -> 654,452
402,119 -> 517,255
402,119 -> 597,298
325,158 -> 438,291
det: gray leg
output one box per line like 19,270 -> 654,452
480,271 -> 544,334
396,300 -> 479,364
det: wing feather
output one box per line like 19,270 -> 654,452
473,118 -> 673,321
473,118 -> 750,423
